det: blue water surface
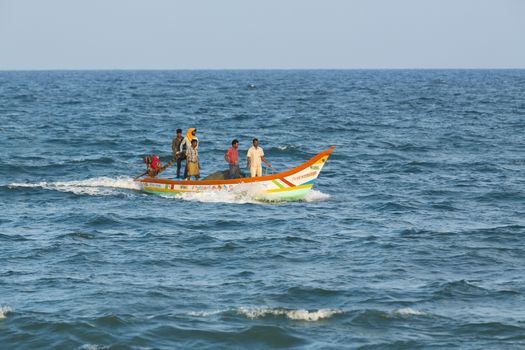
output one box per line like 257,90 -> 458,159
1,70 -> 524,349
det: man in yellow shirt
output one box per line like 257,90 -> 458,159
246,138 -> 272,177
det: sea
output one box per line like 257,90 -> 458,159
0,70 -> 524,349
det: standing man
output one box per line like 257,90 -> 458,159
186,139 -> 201,180
178,128 -> 198,179
246,138 -> 271,177
224,139 -> 240,179
171,128 -> 184,178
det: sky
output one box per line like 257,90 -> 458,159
0,0 -> 524,70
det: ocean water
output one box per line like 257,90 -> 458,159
1,69 -> 524,349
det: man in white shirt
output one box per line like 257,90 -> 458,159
246,138 -> 272,177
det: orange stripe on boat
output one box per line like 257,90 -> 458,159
280,177 -> 295,187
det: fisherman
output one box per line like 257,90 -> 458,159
246,138 -> 271,177
143,154 -> 161,177
178,128 -> 198,179
224,139 -> 240,179
186,139 -> 200,180
171,128 -> 184,178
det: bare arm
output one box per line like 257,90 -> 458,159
261,156 -> 271,167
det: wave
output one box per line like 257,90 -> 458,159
92,314 -> 130,327
392,307 -> 427,317
0,306 -> 13,319
237,307 -> 342,321
13,94 -> 36,102
374,201 -> 418,212
465,225 -> 524,235
187,309 -> 226,317
0,156 -> 117,175
7,176 -> 141,196
431,280 -> 490,299
455,321 -> 525,338
366,307 -> 430,319
80,345 -> 110,350
399,228 -> 439,237
58,100 -> 83,105
350,308 -> 433,326
188,307 -> 342,321
187,306 -> 425,322
142,323 -> 304,347
57,231 -> 98,240
0,233 -> 31,241
475,190 -> 525,203
265,145 -> 312,157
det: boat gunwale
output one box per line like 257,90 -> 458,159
137,145 -> 335,186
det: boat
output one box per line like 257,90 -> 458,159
135,146 -> 335,201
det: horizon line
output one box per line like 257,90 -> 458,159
1,67 -> 525,72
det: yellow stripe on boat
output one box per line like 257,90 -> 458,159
265,184 -> 313,193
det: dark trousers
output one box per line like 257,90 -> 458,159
176,157 -> 183,177
228,164 -> 240,179
174,154 -> 186,178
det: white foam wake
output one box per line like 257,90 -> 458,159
8,176 -> 141,196
161,183 -> 267,204
163,185 -> 330,204
304,189 -> 331,202
8,176 -> 330,202
238,307 -> 342,321
0,306 -> 13,319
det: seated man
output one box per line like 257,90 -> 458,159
141,154 -> 175,178
144,154 -> 161,177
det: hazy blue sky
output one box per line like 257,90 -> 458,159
1,0 -> 524,69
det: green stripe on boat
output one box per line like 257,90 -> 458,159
272,179 -> 285,188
